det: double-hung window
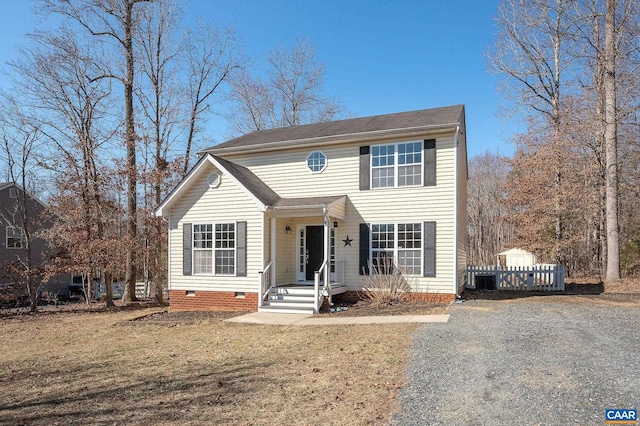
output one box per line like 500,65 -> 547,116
371,223 -> 422,275
371,142 -> 422,188
6,226 -> 24,249
193,223 -> 235,275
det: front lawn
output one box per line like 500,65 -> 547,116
0,307 -> 418,425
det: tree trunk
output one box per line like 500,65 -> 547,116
104,269 -> 115,308
604,0 -> 621,281
123,0 -> 139,303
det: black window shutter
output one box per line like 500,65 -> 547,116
183,223 -> 192,276
359,146 -> 370,190
423,221 -> 436,277
359,223 -> 370,275
236,221 -> 247,276
424,139 -> 436,186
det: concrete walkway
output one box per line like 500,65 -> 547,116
224,311 -> 450,325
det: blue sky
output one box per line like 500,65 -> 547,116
0,0 -> 517,158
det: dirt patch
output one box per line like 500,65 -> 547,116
133,309 -> 245,324
319,299 -> 449,317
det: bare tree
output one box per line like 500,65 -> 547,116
9,25 -> 125,306
467,152 -> 514,266
226,38 -> 343,135
38,0 -> 154,303
488,0 -> 582,265
0,96 -> 44,312
182,22 -> 240,174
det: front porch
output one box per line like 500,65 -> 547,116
257,195 -> 348,314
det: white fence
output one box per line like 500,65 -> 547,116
466,265 -> 565,291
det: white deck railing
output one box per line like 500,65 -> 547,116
258,262 -> 273,306
466,265 -> 565,291
314,260 -> 328,313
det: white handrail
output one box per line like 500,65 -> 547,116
258,261 -> 273,307
314,260 -> 328,313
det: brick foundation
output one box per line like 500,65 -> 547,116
168,290 -> 258,312
333,291 -> 456,304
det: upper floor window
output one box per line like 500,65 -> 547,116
306,151 -> 327,173
371,142 -> 422,188
6,226 -> 23,249
9,187 -> 17,198
193,223 -> 235,275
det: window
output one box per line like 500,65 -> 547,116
371,142 -> 422,188
371,223 -> 422,275
207,172 -> 221,188
6,226 -> 24,249
306,151 -> 327,173
192,223 -> 236,275
9,187 -> 17,198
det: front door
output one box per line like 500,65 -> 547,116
305,226 -> 324,281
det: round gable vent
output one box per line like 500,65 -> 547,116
207,171 -> 221,188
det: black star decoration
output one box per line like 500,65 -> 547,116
342,235 -> 353,247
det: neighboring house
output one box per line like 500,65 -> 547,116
497,248 -> 537,268
0,182 -> 71,296
156,105 -> 468,313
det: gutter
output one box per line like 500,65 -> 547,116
453,125 -> 462,299
199,123 -> 460,156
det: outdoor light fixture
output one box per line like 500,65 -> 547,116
285,225 -> 292,234
333,221 -> 338,228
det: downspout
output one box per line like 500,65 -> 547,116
162,215 -> 171,292
453,125 -> 462,298
323,207 -> 332,306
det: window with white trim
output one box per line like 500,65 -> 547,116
371,142 -> 422,188
193,223 -> 235,275
6,226 -> 24,249
306,151 -> 327,173
371,223 -> 422,275
9,187 -> 17,198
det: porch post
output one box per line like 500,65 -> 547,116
270,217 -> 276,285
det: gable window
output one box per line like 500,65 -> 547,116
371,142 -> 422,188
6,226 -> 24,249
193,223 -> 235,275
9,187 -> 17,198
306,151 -> 327,173
371,223 -> 422,275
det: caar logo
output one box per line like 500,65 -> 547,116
605,409 -> 638,424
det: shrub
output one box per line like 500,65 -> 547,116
358,256 -> 414,305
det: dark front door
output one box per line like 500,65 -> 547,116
305,226 -> 324,281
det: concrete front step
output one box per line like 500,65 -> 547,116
258,305 -> 315,315
260,285 -> 320,314
263,299 -> 315,309
270,286 -> 316,295
268,294 -> 315,302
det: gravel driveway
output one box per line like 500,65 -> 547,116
391,296 -> 639,425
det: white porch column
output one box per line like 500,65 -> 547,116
270,217 -> 276,285
323,210 -> 330,285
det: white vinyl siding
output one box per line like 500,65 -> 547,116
223,132 -> 459,294
169,163 -> 263,293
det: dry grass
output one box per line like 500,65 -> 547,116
0,307 -> 419,425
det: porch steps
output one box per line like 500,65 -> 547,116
259,285 -> 317,314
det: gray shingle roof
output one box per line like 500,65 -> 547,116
203,105 -> 464,153
214,155 -> 345,210
211,155 -> 280,206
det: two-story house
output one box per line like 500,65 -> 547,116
0,182 -> 71,297
155,105 -> 468,313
